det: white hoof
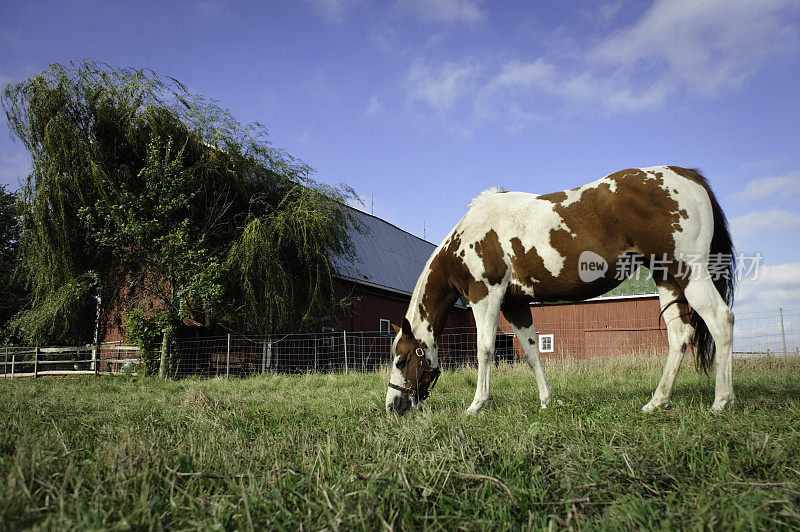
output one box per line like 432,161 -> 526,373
711,394 -> 734,413
642,400 -> 667,413
540,393 -> 551,409
466,400 -> 486,415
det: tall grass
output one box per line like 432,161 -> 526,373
1,357 -> 799,530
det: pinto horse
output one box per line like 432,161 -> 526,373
385,166 -> 735,415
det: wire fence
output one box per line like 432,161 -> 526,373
2,308 -> 797,379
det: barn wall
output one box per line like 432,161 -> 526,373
101,279 -> 476,345
333,279 -> 475,333
499,296 -> 668,359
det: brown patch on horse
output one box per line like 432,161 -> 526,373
506,168 -> 695,303
420,232 -> 483,332
656,277 -> 692,326
544,190 -> 567,203
501,298 -> 533,329
474,229 -> 507,285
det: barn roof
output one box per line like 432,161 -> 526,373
599,267 -> 658,298
332,207 -> 435,296
332,207 -> 657,299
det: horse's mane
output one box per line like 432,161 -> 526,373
469,187 -> 507,207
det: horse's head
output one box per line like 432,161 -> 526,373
385,318 -> 441,415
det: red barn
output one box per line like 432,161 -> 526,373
100,206 -> 474,345
499,270 -> 667,359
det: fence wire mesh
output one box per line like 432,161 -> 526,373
2,308 -> 797,379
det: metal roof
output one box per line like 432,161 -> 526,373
599,267 -> 658,298
332,207 -> 435,296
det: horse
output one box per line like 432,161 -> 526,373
385,166 -> 735,416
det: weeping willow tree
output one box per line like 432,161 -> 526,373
2,60 -> 357,345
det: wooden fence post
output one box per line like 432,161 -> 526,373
261,339 -> 267,374
159,332 -> 169,379
343,331 -> 348,373
226,333 -> 231,379
780,307 -> 787,358
11,351 -> 14,381
3,346 -> 6,379
34,346 -> 39,378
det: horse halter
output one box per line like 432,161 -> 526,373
388,346 -> 441,402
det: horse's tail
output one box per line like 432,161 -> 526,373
671,167 -> 736,373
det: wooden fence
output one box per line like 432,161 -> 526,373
0,345 -> 141,379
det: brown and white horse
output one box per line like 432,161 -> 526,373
386,166 -> 735,415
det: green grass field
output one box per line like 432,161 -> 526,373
1,357 -> 799,530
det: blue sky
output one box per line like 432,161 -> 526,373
1,0 -> 799,317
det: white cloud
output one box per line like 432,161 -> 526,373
735,262 -> 800,315
302,0 -> 362,24
403,0 -> 800,130
730,209 -> 800,237
492,60 -> 555,89
397,0 -> 485,25
406,57 -> 481,111
732,172 -> 800,202
365,95 -> 382,115
584,0 -> 624,25
195,0 -> 233,20
588,0 -> 798,97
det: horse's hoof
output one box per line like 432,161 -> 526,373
465,403 -> 484,415
642,401 -> 663,413
710,394 -> 735,413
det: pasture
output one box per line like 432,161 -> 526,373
1,357 -> 799,530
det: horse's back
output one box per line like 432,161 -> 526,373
445,166 -> 716,303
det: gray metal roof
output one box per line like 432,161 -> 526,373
332,208 -> 435,295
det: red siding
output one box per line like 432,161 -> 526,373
333,279 -> 475,332
499,296 -> 668,359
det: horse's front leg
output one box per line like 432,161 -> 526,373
466,293 -> 502,415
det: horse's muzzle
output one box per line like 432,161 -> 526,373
387,394 -> 412,416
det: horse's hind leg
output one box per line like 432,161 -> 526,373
682,272 -> 735,412
503,303 -> 551,409
466,291 -> 503,415
643,278 -> 695,412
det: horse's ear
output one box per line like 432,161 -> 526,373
401,317 -> 413,338
391,323 -> 401,336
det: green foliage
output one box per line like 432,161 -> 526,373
0,186 -> 28,343
1,60 -> 356,344
0,359 -> 798,529
123,310 -> 178,376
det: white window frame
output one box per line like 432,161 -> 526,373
538,334 -> 554,353
379,319 -> 391,335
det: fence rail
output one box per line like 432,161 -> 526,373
2,308 -> 797,380
1,345 -> 140,379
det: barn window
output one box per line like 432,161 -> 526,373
538,334 -> 554,353
379,319 -> 391,335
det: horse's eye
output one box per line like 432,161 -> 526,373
396,358 -> 407,369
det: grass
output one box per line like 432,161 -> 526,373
1,357 -> 799,530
